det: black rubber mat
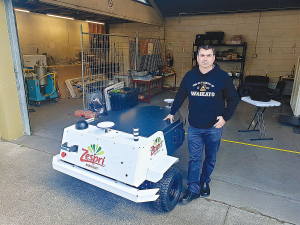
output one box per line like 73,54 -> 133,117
279,114 -> 300,126
293,125 -> 300,134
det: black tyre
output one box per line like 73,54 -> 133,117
151,167 -> 182,212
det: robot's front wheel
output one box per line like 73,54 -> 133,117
36,102 -> 41,107
151,167 -> 182,212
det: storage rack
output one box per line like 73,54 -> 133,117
192,43 -> 247,87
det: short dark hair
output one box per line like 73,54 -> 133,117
198,45 -> 216,55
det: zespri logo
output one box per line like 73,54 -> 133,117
80,144 -> 105,169
151,137 -> 163,156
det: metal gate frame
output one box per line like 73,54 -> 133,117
81,26 -> 165,111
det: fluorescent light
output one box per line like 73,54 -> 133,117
47,14 -> 74,20
14,8 -> 30,13
86,20 -> 105,25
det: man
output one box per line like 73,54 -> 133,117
164,45 -> 239,204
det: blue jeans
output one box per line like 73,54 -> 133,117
187,125 -> 223,194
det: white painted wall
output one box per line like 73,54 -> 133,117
15,11 -> 89,65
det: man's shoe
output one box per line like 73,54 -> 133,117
200,183 -> 210,197
179,189 -> 200,204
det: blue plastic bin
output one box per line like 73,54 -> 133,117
109,87 -> 139,111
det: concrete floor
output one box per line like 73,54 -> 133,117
2,90 -> 299,224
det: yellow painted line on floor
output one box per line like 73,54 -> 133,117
184,133 -> 299,154
221,139 -> 300,154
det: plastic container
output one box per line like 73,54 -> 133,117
205,32 -> 225,41
109,87 -> 139,111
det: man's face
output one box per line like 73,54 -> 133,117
197,48 -> 215,70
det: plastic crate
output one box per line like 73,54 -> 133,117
109,87 -> 139,111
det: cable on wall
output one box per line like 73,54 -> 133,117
253,12 -> 262,56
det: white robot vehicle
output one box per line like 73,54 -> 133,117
53,105 -> 185,212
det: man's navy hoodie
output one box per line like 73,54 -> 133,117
170,64 -> 239,129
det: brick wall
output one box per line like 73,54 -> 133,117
166,10 -> 300,84
110,10 -> 300,86
109,23 -> 165,39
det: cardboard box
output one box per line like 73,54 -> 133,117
226,55 -> 232,60
231,40 -> 242,45
231,35 -> 243,45
233,35 -> 242,39
232,53 -> 238,60
222,51 -> 229,57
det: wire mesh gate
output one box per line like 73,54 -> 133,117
81,28 -> 165,111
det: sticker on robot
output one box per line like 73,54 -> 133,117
80,144 -> 105,168
150,137 -> 163,156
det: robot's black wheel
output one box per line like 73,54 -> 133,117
151,167 -> 182,212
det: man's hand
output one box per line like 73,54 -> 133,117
214,116 -> 226,128
163,114 -> 174,123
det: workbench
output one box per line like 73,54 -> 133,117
132,73 -> 176,104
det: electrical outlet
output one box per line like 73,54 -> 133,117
252,54 -> 257,58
